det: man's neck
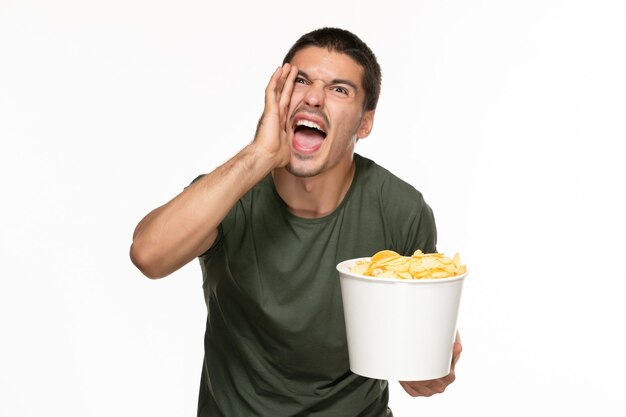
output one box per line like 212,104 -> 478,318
272,156 -> 356,219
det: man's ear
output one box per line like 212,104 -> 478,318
357,110 -> 375,140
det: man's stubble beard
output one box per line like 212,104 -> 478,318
285,154 -> 326,178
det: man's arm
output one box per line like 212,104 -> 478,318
130,63 -> 298,279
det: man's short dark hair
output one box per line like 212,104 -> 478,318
283,27 -> 382,111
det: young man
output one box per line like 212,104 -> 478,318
131,27 -> 461,416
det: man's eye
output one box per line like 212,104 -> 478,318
295,77 -> 307,84
333,86 -> 348,95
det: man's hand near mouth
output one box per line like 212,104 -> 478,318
253,63 -> 299,169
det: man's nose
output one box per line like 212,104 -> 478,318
304,83 -> 325,107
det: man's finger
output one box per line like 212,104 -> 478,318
277,65 -> 298,128
400,381 -> 435,398
399,381 -> 419,397
451,341 -> 462,367
274,63 -> 292,95
265,66 -> 284,109
278,65 -> 298,113
441,369 -> 456,386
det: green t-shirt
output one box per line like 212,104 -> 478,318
197,154 -> 437,417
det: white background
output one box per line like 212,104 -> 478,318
1,0 -> 625,415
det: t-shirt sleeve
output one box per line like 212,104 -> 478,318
403,195 -> 437,255
187,174 -> 239,260
200,202 -> 243,261
383,178 -> 437,256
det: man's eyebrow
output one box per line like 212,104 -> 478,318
297,70 -> 359,91
332,78 -> 358,91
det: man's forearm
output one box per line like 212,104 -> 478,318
130,143 -> 275,278
131,63 -> 297,278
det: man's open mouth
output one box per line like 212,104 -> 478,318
292,118 -> 327,152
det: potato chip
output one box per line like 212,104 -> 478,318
351,249 -> 467,280
350,260 -> 370,276
371,250 -> 401,264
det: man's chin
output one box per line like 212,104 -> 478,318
285,161 -> 324,178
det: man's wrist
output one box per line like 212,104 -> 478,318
244,142 -> 283,176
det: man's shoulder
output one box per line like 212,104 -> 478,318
355,153 -> 425,200
353,154 -> 436,254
